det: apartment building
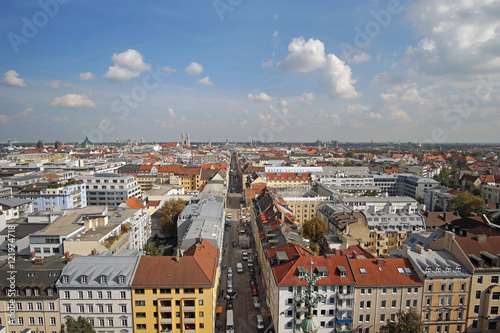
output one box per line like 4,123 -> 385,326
429,221 -> 500,333
130,239 -> 219,333
14,181 -> 87,211
372,173 -> 439,198
267,247 -> 356,333
404,246 -> 471,333
311,166 -> 375,187
56,250 -> 142,333
339,196 -> 420,214
0,256 -> 66,333
481,183 -> 500,207
78,174 -> 141,206
271,185 -> 328,225
349,258 -> 423,333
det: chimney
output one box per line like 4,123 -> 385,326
34,258 -> 44,265
30,251 -> 36,259
377,258 -> 385,266
65,251 -> 70,260
91,248 -> 97,256
477,234 -> 487,243
415,244 -> 424,254
176,248 -> 180,263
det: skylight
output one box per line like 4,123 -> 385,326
359,268 -> 367,274
397,268 -> 405,274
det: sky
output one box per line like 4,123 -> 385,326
0,0 -> 499,144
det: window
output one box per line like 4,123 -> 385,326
136,312 -> 146,318
100,275 -> 107,283
98,319 -> 105,327
98,291 -> 103,299
476,290 -> 482,299
459,295 -> 465,305
27,302 -> 33,310
392,288 -> 397,294
491,306 -> 499,315
26,288 -> 32,296
381,300 -> 386,308
360,288 -> 365,295
392,300 -> 397,308
88,305 -> 93,313
81,275 -> 88,284
382,288 -> 387,294
87,291 -> 92,299
18,317 -> 24,325
472,320 -> 478,328
366,301 -> 371,309
413,299 -> 418,307
477,276 -> 484,284
121,319 -> 128,327
108,319 -> 114,327
359,314 -> 364,323
79,305 -> 84,313
36,302 -> 42,310
493,292 -> 500,300
107,291 -> 112,298
406,299 -> 411,308
460,282 -> 466,291
199,300 -> 204,306
120,291 -> 126,299
136,324 -> 146,329
47,288 -> 53,296
425,312 -> 430,321
441,283 -> 446,292
119,275 -> 126,284
448,283 -> 454,292
488,322 -> 498,330
135,289 -> 145,294
17,302 -> 22,310
360,301 -> 364,309
98,305 -> 104,313
107,305 -> 113,312
121,305 -> 127,313
78,291 -> 83,299
380,313 -> 386,322
50,317 -> 56,325
365,314 -> 371,322
49,302 -> 55,311
29,317 -> 35,325
62,275 -> 69,283
65,305 -> 71,313
439,296 -> 444,306
474,305 -> 479,314
492,276 -> 499,284
135,300 -> 145,306
367,288 -> 372,295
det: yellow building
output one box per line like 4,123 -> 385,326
404,245 -> 471,333
131,239 -> 219,333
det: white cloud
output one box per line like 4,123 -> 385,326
44,80 -> 72,89
161,66 -> 177,73
15,108 -> 37,119
320,54 -> 360,99
405,0 -> 500,77
278,99 -> 288,107
185,62 -> 203,75
77,72 -> 95,80
168,107 -> 176,117
277,37 -> 326,72
196,76 -> 214,86
160,116 -> 186,128
240,120 -> 248,127
347,52 -> 371,64
53,116 -> 71,123
243,109 -> 250,114
262,60 -> 274,68
50,94 -> 96,108
299,92 -> 316,104
103,49 -> 151,83
247,92 -> 273,102
0,115 -> 12,124
1,70 -> 27,87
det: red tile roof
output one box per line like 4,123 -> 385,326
124,197 -> 145,209
132,239 -> 219,287
349,258 -> 421,286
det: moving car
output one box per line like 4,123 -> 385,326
253,296 -> 261,309
242,252 -> 248,261
232,241 -> 237,247
236,263 -> 243,274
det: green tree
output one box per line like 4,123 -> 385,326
302,217 -> 327,243
160,199 -> 187,237
61,317 -> 96,333
380,308 -> 424,333
143,243 -> 161,256
464,180 -> 481,196
451,192 -> 486,218
415,195 -> 424,204
343,161 -> 353,167
345,151 -> 355,158
364,190 -> 379,197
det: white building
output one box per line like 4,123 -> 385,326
56,250 -> 142,333
78,174 -> 141,206
15,182 -> 87,211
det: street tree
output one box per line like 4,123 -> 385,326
143,243 -> 161,256
380,308 -> 424,333
451,192 -> 485,218
61,317 -> 96,333
302,217 -> 327,243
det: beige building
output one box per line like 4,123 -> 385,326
0,256 -> 66,333
350,258 -> 423,333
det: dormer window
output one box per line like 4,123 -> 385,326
25,288 -> 32,296
297,266 -> 306,278
27,272 -> 36,277
118,275 -> 126,284
317,266 -> 329,277
338,265 -> 347,278
100,275 -> 107,284
81,275 -> 88,284
61,275 -> 69,284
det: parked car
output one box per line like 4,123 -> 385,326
249,267 -> 255,276
256,314 -> 264,332
227,267 -> 233,279
250,278 -> 256,287
227,299 -> 233,310
242,252 -> 248,261
251,285 -> 259,296
228,281 -> 233,293
236,263 -> 243,273
247,258 -> 254,267
232,241 -> 237,247
253,296 -> 261,309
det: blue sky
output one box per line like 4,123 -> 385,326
1,0 -> 499,143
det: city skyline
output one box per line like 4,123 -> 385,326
1,1 -> 499,143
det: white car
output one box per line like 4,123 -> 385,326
253,296 -> 261,309
242,252 -> 248,261
228,280 -> 233,293
227,267 -> 233,279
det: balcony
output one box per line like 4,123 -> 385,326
183,306 -> 195,311
337,293 -> 354,299
183,317 -> 196,324
336,317 -> 353,323
337,304 -> 353,311
160,318 -> 172,324
160,306 -> 172,311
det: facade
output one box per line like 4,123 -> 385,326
0,198 -> 34,221
404,246 -> 471,333
0,256 -> 66,333
372,173 -> 439,198
130,239 -> 219,333
267,248 -> 356,333
349,258 -> 423,333
311,166 -> 374,187
56,250 -> 142,333
78,174 -> 141,206
339,196 -> 420,214
424,186 -> 457,212
265,172 -> 312,187
14,182 -> 87,211
481,183 -> 500,207
0,186 -> 12,199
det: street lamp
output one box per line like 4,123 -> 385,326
293,258 -> 326,333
